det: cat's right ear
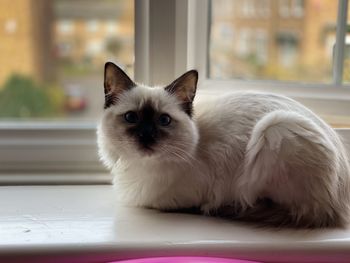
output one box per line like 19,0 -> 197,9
104,62 -> 135,108
165,70 -> 198,116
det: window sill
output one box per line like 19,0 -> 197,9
1,185 -> 350,263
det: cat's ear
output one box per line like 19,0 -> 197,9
165,70 -> 198,116
104,62 -> 135,108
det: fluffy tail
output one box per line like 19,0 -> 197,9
234,110 -> 349,228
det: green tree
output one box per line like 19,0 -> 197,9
0,74 -> 58,118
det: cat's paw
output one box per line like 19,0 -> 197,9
200,203 -> 217,215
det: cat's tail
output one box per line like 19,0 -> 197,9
214,198 -> 312,228
235,110 -> 350,228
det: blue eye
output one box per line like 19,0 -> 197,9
124,111 -> 138,123
159,114 -> 171,126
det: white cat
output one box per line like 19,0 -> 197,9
97,62 -> 350,228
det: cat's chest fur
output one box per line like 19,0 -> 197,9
113,157 -> 209,210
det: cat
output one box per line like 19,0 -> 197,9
97,62 -> 350,228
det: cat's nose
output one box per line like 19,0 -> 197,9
138,124 -> 156,139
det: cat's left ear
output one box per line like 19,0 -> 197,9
104,62 -> 135,108
165,70 -> 198,116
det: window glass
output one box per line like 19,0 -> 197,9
209,0 -> 339,83
0,0 -> 134,120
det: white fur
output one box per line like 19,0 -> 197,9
97,88 -> 350,227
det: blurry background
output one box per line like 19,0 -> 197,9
0,0 -> 349,121
210,0 -> 349,83
0,0 -> 133,120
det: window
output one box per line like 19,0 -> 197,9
57,20 -> 75,34
255,30 -> 268,65
210,0 -> 338,83
86,20 -> 99,33
237,28 -> 252,56
279,0 -> 290,18
291,0 -> 304,17
241,0 -> 255,17
0,0 -> 349,184
127,0 -> 350,130
105,21 -> 119,35
277,32 -> 299,67
0,0 -> 134,121
0,0 -> 134,182
259,0 -> 271,18
4,19 -> 17,34
85,40 -> 104,56
207,0 -> 350,128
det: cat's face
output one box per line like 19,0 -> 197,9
97,62 -> 199,167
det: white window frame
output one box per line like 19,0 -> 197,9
0,0 -> 349,184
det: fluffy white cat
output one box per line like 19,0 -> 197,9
97,62 -> 350,228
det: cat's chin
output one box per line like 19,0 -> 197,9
138,146 -> 156,157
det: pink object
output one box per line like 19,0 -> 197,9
109,257 -> 261,263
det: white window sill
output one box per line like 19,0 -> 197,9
1,185 -> 350,263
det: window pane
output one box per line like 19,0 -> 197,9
209,0 -> 338,83
0,0 -> 134,120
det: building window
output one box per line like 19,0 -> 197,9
86,20 -> 99,33
4,19 -> 17,34
291,0 -> 305,17
57,20 -> 74,34
106,21 -> 119,35
236,28 -> 252,56
277,33 -> 299,67
85,40 -> 104,56
259,0 -> 271,18
255,29 -> 268,65
279,0 -> 290,18
242,0 -> 255,17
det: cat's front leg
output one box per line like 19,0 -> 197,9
200,203 -> 216,215
199,184 -> 226,215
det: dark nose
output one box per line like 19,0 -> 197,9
138,124 -> 156,139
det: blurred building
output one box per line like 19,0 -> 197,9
53,0 -> 134,74
0,0 -> 133,87
210,0 -> 344,81
0,0 -> 53,85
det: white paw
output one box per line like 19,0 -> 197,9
200,202 -> 217,215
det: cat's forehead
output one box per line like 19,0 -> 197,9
117,85 -> 177,113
